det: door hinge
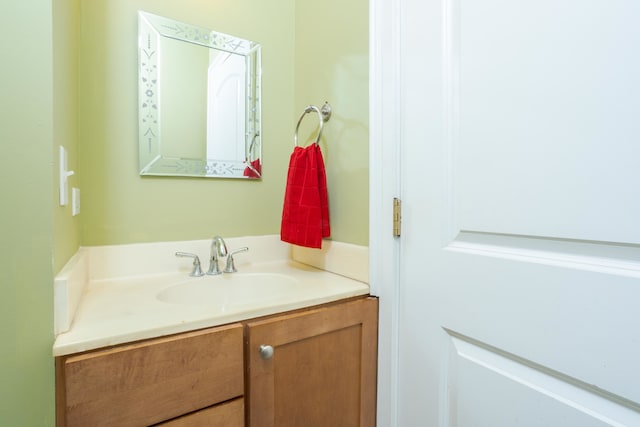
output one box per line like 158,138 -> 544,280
393,198 -> 401,237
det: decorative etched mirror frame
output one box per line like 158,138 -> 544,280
138,11 -> 262,178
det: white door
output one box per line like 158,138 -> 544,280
373,0 -> 640,425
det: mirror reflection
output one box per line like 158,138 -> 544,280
138,11 -> 262,178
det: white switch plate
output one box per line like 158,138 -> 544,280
72,187 -> 80,216
59,146 -> 75,206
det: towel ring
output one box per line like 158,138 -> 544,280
294,102 -> 332,146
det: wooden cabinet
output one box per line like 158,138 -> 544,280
56,297 -> 378,427
55,324 -> 244,427
156,398 -> 244,427
246,297 -> 378,427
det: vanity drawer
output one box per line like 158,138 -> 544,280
56,323 -> 244,427
157,398 -> 244,427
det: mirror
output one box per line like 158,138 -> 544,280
138,11 -> 262,178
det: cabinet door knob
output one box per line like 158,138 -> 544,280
259,345 -> 274,360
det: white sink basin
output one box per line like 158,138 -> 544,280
156,273 -> 300,306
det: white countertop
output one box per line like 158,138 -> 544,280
53,236 -> 370,356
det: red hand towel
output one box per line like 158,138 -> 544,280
281,144 -> 331,248
316,146 -> 330,239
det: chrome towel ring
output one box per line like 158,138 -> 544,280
294,102 -> 332,146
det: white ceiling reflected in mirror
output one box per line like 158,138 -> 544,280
138,11 -> 262,178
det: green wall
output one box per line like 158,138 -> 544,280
78,0 -> 296,245
295,0 -> 369,246
53,0 -> 81,275
0,0 -> 368,425
78,0 -> 369,246
1,1 -> 57,425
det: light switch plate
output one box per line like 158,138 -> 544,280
72,187 -> 80,216
59,146 -> 75,206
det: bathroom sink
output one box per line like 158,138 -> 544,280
156,273 -> 300,306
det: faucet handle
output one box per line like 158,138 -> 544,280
224,247 -> 249,273
175,252 -> 205,277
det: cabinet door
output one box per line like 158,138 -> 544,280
57,323 -> 244,427
246,297 -> 378,427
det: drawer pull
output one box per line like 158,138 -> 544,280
259,345 -> 274,360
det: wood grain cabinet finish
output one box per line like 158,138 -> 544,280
156,398 -> 244,427
246,297 -> 379,427
56,297 -> 379,427
55,323 -> 244,427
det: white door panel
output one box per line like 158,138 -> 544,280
393,0 -> 640,425
456,1 -> 640,244
449,334 -> 639,427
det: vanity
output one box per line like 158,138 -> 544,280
53,236 -> 377,426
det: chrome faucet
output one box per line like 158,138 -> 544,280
207,236 -> 228,275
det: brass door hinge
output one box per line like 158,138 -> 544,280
393,198 -> 401,237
